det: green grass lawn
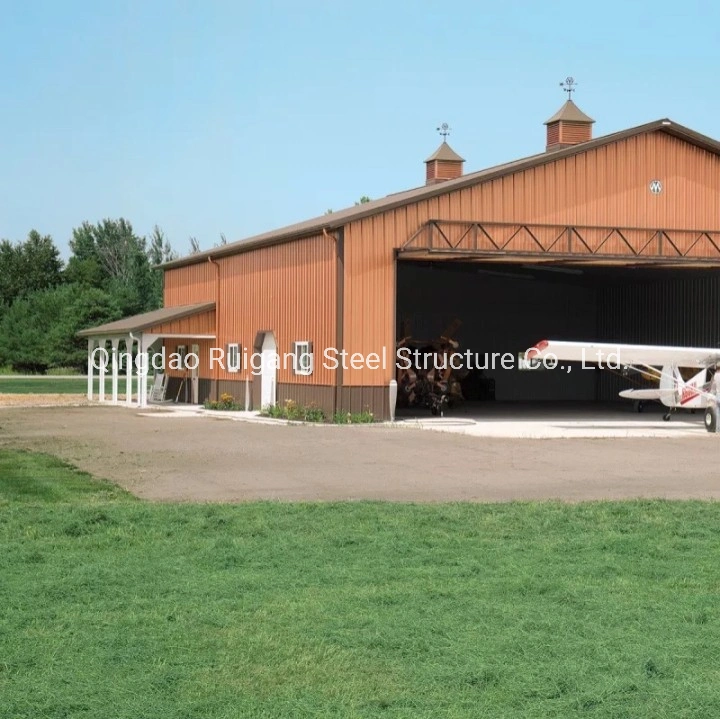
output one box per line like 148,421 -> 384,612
2,450 -> 720,718
0,376 -> 137,394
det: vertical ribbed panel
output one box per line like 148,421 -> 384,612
343,130 -> 720,386
217,233 -> 336,386
148,310 -> 214,335
597,274 -> 720,400
161,234 -> 336,387
161,130 -> 720,392
164,262 -> 214,305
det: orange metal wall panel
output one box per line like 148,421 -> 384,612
162,339 -> 214,379
162,236 -> 336,386
214,233 -> 336,385
163,261 -> 215,305
343,131 -> 720,385
148,310 -> 215,336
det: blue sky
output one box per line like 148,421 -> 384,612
2,0 -> 719,257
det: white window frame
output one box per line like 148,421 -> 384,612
227,343 -> 241,373
293,341 -> 313,376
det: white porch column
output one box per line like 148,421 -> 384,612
125,336 -> 134,407
99,338 -> 108,403
87,338 -> 96,401
111,338 -> 120,404
138,334 -> 157,408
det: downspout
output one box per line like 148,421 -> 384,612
324,227 -> 344,416
208,256 -> 220,401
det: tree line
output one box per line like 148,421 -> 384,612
0,219 -> 177,373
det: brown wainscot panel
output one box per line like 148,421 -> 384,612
274,384 -> 335,418
337,386 -> 390,420
164,376 -> 215,404
216,379 -> 251,406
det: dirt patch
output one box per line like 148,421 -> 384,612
2,405 -> 720,502
0,394 -> 92,407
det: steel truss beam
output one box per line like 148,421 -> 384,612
400,220 -> 720,262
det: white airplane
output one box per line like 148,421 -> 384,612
526,339 -> 720,432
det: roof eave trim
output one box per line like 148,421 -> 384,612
76,302 -> 216,337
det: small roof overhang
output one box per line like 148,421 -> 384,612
77,302 -> 216,338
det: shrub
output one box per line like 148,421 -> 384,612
203,392 -> 243,411
46,366 -> 81,376
261,399 -> 326,423
332,410 -> 375,424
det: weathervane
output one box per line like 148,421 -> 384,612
559,77 -> 577,97
436,122 -> 451,140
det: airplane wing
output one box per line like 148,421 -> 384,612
618,389 -> 673,400
528,340 -> 720,369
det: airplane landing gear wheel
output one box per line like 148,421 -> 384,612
704,406 -> 718,433
663,412 -> 672,422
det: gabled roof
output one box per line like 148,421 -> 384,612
425,141 -> 465,163
162,118 -> 720,270
77,302 -> 215,337
544,99 -> 595,125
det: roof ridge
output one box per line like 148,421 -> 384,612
161,118 -> 720,270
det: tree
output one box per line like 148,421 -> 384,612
65,218 -> 161,315
148,225 -> 176,266
20,230 -> 64,294
0,231 -> 63,307
48,285 -> 122,369
147,226 -> 177,308
0,284 -> 121,372
0,240 -> 21,308
188,236 -> 201,254
355,196 -> 372,205
66,218 -> 144,286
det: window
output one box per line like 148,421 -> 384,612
293,341 -> 313,376
227,343 -> 241,372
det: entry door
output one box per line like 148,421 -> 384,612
260,334 -> 277,408
191,343 -> 200,404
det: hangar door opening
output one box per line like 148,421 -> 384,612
395,260 -> 720,405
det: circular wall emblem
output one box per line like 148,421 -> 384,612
649,179 -> 663,194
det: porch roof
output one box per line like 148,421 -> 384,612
77,302 -> 216,338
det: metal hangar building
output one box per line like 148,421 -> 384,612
80,92 -> 720,419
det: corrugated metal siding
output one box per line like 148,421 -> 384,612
274,384 -> 335,417
162,339 -> 214,381
216,233 -> 336,386
343,215 -> 396,386
159,234 -> 336,387
216,379 -> 249,405
337,387 -> 389,418
597,274 -> 720,400
164,262 -> 215,306
147,310 -> 215,336
343,131 -> 720,386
